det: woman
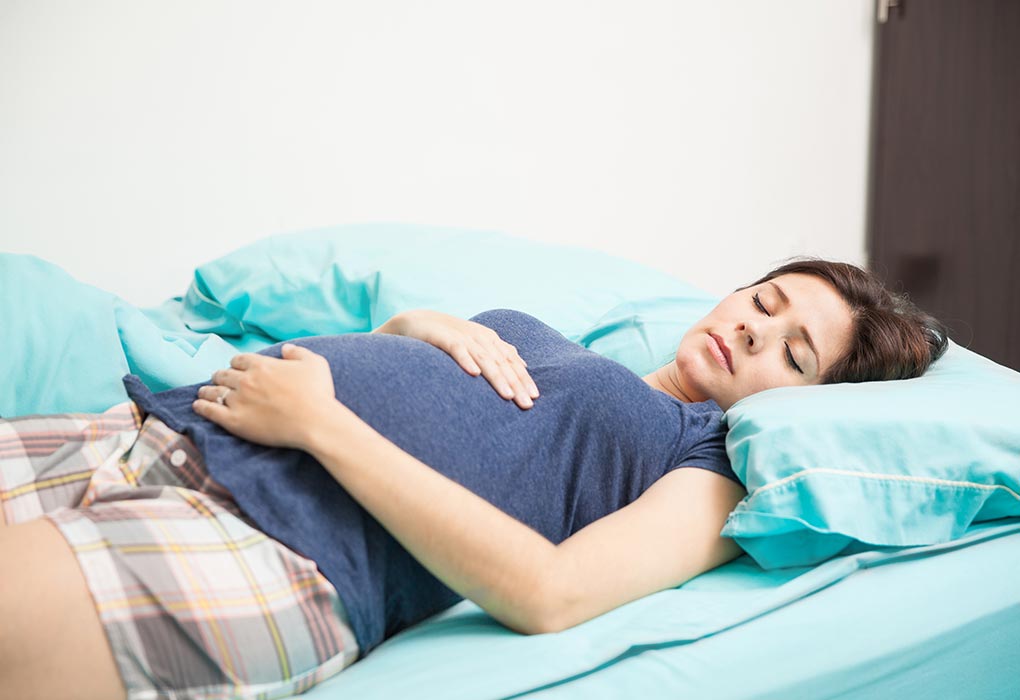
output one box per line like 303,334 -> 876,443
0,259 -> 946,700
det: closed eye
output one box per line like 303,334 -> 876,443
756,292 -> 804,374
785,343 -> 804,374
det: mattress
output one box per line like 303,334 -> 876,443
299,518 -> 1020,699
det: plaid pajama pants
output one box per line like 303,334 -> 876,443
0,401 -> 359,700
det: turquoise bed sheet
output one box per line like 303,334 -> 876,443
296,517 -> 1020,699
523,518 -> 1020,700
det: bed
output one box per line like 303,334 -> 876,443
5,223 -> 1019,699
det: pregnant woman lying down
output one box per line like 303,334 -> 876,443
0,258 -> 947,700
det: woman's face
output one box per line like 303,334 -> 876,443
671,272 -> 854,410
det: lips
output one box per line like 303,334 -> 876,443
707,333 -> 734,374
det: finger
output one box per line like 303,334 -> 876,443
500,344 -> 539,398
192,397 -> 232,426
468,341 -> 516,399
492,344 -> 537,408
499,356 -> 535,409
507,359 -> 540,401
229,353 -> 258,370
196,385 -> 222,401
211,368 -> 243,389
486,347 -> 532,408
449,345 -> 482,376
197,385 -> 233,408
282,343 -> 317,360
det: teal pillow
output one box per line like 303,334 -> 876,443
0,254 -> 252,417
576,296 -> 717,377
181,223 -> 716,347
1,254 -> 131,416
720,341 -> 1020,569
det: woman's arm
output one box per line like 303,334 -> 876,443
549,467 -> 747,631
304,400 -> 562,634
303,405 -> 747,633
196,345 -> 748,635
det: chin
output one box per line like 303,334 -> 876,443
674,354 -> 713,404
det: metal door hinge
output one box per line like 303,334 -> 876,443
878,0 -> 901,24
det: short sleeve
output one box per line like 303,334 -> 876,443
672,405 -> 742,487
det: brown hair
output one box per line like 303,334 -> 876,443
744,258 -> 949,384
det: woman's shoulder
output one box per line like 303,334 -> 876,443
674,399 -> 729,453
683,398 -> 725,417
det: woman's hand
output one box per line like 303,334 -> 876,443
193,343 -> 356,452
379,309 -> 540,409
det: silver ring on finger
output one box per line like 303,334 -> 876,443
216,389 -> 231,406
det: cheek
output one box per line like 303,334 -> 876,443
675,347 -> 699,377
674,346 -> 712,401
745,362 -> 799,394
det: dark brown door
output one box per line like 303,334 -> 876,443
868,0 -> 1020,370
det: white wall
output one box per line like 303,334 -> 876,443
0,0 -> 875,307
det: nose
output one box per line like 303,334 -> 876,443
737,319 -> 765,353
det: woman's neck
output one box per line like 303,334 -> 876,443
642,365 -> 694,403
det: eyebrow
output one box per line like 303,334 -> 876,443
768,281 -> 820,372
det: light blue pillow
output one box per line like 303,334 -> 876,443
1,254 -> 130,416
181,223 -> 716,347
576,296 -> 717,377
721,341 -> 1020,569
0,254 -> 250,417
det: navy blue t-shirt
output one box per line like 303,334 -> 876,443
123,309 -> 738,657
